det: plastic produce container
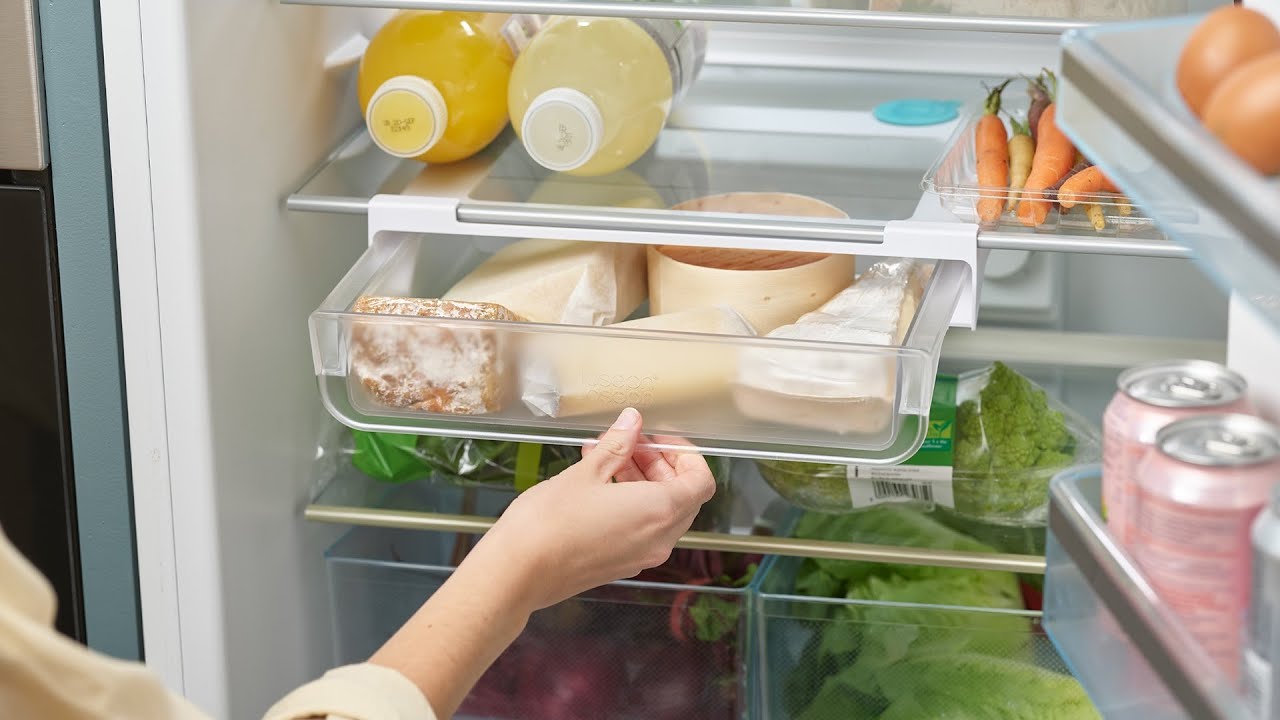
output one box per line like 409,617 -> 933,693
326,525 -> 752,720
922,105 -> 1161,237
755,554 -> 1092,720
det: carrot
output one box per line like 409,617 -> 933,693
1016,103 -> 1077,227
1026,69 -> 1055,146
975,80 -> 1012,224
1117,196 -> 1133,216
1058,166 -> 1121,209
1005,117 -> 1034,212
1086,203 -> 1106,231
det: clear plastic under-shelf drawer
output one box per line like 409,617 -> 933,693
309,234 -> 965,464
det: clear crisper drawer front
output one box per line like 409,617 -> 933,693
309,234 -> 964,464
755,555 -> 1089,720
326,525 -> 750,720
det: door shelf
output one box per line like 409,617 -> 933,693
306,455 -> 1047,573
1043,466 -> 1249,720
1058,15 -> 1280,333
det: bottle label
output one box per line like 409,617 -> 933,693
500,14 -> 547,56
632,19 -> 709,101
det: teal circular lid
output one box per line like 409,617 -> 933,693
873,99 -> 961,126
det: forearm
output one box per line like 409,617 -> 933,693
369,543 -> 532,719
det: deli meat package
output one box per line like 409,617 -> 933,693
521,306 -> 756,418
734,259 -> 931,433
349,296 -> 525,415
443,238 -> 647,326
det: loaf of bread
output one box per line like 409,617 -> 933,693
734,259 -> 931,434
521,306 -> 756,418
443,239 -> 647,326
349,296 -> 524,415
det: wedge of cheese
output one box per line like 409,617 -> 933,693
522,306 -> 755,418
734,259 -> 931,434
443,239 -> 646,326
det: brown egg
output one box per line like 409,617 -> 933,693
1177,6 -> 1280,117
1203,52 -> 1280,175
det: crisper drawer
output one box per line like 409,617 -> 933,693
756,554 -> 1094,720
326,525 -> 751,720
310,234 -> 965,464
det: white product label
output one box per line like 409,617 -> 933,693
500,14 -> 547,55
633,19 -> 708,101
847,464 -> 955,510
1245,650 -> 1271,718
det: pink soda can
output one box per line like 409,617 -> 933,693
1103,360 -> 1252,545
1132,413 -> 1280,681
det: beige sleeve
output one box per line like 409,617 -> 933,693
0,529 -> 209,720
0,529 -> 435,720
263,664 -> 437,720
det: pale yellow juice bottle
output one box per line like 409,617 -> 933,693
508,17 -> 707,176
358,12 -> 543,164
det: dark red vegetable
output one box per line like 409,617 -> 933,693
1026,69 -> 1055,146
515,637 -> 624,720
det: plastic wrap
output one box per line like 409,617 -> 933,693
734,259 -> 931,433
442,238 -> 647,326
349,431 -> 579,490
521,307 -> 756,418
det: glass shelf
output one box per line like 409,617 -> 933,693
282,0 -> 1206,32
1058,15 -> 1280,332
289,63 -> 1193,259
306,442 -> 1047,572
1043,466 -> 1250,720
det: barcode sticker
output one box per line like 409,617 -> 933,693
847,464 -> 955,510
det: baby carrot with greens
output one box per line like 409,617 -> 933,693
1005,117 -> 1034,212
976,79 -> 1012,224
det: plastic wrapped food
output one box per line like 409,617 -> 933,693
349,431 -> 578,490
734,258 -> 931,434
949,363 -> 1100,528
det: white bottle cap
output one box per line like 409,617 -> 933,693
365,75 -> 447,158
520,88 -> 604,172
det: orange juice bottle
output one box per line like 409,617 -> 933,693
358,12 -> 542,164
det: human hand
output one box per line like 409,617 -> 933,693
466,407 -> 717,614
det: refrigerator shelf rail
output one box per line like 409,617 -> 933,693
1058,15 -> 1280,332
280,0 -> 1090,33
305,504 -> 1047,573
1043,467 -> 1248,720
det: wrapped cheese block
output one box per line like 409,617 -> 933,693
443,238 -> 647,326
349,296 -> 524,415
522,306 -> 755,418
652,193 -> 855,333
733,259 -> 931,434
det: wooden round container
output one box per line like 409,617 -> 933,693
649,193 -> 856,334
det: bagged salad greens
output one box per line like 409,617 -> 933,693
776,507 -> 1098,720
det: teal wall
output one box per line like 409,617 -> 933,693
38,0 -> 141,660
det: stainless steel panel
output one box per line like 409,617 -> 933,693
0,0 -> 46,171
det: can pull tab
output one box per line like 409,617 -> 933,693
1206,432 -> 1264,460
1165,375 -> 1220,402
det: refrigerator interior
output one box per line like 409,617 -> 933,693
100,1 -> 1238,717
